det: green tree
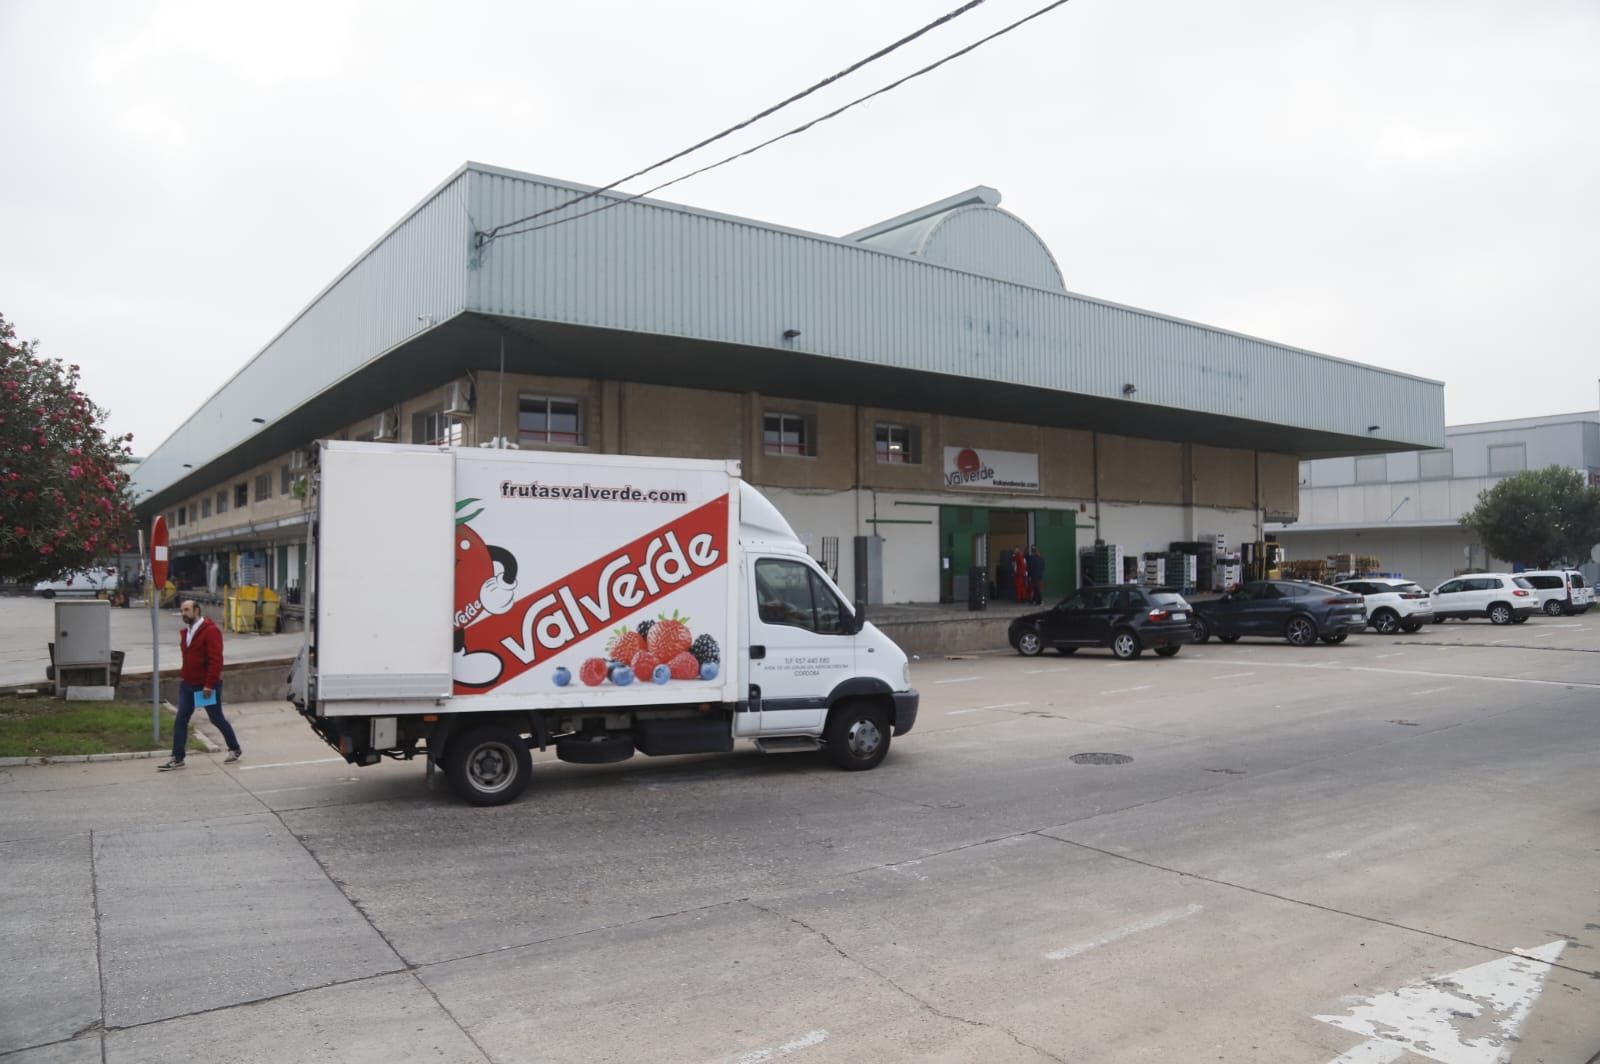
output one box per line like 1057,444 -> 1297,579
0,313 -> 138,583
1459,465 -> 1600,568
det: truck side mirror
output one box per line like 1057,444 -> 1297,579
852,599 -> 866,633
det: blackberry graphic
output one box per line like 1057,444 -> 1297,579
636,619 -> 655,641
690,633 -> 720,666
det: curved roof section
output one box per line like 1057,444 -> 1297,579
845,186 -> 1066,293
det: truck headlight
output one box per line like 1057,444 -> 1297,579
903,662 -> 911,688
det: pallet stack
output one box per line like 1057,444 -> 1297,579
1142,555 -> 1166,586
1082,543 -> 1125,585
1164,552 -> 1198,591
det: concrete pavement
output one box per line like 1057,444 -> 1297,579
1,610 -> 1596,1062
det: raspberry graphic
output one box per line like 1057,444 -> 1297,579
607,626 -> 645,662
631,650 -> 660,682
668,652 -> 700,680
578,658 -> 608,687
648,610 -> 693,659
689,634 -> 719,665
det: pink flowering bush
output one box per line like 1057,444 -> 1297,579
0,313 -> 137,582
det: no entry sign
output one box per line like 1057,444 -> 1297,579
149,515 -> 169,588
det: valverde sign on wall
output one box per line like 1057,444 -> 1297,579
943,447 -> 1040,492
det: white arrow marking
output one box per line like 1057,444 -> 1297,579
1316,940 -> 1568,1064
732,1029 -> 827,1063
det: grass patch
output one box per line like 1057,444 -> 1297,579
0,696 -> 202,758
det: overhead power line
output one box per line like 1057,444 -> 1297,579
475,0 -> 990,247
477,0 -> 1074,245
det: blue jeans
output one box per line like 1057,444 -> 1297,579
173,680 -> 239,761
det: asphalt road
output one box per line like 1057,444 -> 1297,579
2,610 -> 1597,1063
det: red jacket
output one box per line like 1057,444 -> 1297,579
180,617 -> 224,689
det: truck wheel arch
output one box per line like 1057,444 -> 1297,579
827,677 -> 896,727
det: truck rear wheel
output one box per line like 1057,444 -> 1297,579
824,701 -> 890,771
445,723 -> 532,806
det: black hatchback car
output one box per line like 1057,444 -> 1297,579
1008,585 -> 1195,660
1190,580 -> 1366,646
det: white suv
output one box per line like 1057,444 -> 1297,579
1429,573 -> 1537,625
1517,570 -> 1594,616
1335,578 -> 1434,634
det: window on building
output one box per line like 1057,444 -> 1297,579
1355,456 -> 1387,483
412,409 -> 463,447
280,464 -> 292,494
874,423 -> 919,464
235,483 -> 249,508
517,395 -> 582,446
763,412 -> 813,457
216,491 -> 229,515
174,508 -> 186,527
1488,444 -> 1526,475
254,473 -> 272,502
1419,449 -> 1453,480
201,497 -> 212,519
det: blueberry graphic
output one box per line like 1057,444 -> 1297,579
611,666 -> 634,686
652,664 -> 671,684
552,666 -> 571,687
700,662 -> 719,681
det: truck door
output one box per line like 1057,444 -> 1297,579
747,556 -> 857,734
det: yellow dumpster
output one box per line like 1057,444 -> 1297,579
229,587 -> 260,634
256,588 -> 280,634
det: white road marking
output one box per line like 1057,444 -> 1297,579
1044,903 -> 1203,961
1323,849 -> 1352,860
947,701 -> 1030,716
237,757 -> 345,771
1099,684 -> 1152,696
733,1029 -> 828,1063
1316,939 -> 1567,1064
1210,672 -> 1255,680
1326,1039 -> 1407,1063
1173,657 -> 1600,691
1409,686 -> 1452,696
934,675 -> 983,685
1488,639 -> 1510,645
1541,622 -> 1583,628
1026,665 -> 1075,675
1375,652 -> 1406,659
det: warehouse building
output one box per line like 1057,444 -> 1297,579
1270,410 -> 1600,588
130,162 -> 1444,604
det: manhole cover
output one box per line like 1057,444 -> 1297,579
1069,752 -> 1133,765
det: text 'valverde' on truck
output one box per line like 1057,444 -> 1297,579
288,442 -> 920,804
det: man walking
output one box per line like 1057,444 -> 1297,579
159,600 -> 242,770
1026,545 -> 1046,604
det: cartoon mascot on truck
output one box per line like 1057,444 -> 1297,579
453,499 -> 517,688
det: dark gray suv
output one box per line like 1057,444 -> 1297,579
1190,580 -> 1367,646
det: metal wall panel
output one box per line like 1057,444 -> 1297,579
466,167 -> 1443,451
132,171 -> 473,499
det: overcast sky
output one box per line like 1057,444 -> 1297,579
3,0 -> 1597,458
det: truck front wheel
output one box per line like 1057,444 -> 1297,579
824,701 -> 891,771
445,723 -> 532,806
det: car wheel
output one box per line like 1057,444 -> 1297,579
1154,646 -> 1181,658
1543,600 -> 1564,616
1190,617 -> 1211,644
445,723 -> 532,806
1488,603 -> 1512,625
1054,647 -> 1078,655
825,700 -> 891,771
1016,629 -> 1043,656
1285,616 -> 1318,647
1320,633 -> 1348,645
1218,634 -> 1240,644
1371,609 -> 1400,635
1110,630 -> 1142,660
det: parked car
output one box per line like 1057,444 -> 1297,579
1517,569 -> 1594,616
33,567 -> 119,598
1334,578 -> 1434,634
1008,585 -> 1194,660
1428,573 -> 1536,625
1190,580 -> 1366,646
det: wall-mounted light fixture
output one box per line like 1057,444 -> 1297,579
782,328 -> 801,340
1121,383 -> 1137,397
1367,425 -> 1381,433
251,417 -> 266,424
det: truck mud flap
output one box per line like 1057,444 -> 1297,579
634,717 -> 734,757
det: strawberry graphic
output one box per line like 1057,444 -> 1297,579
667,651 -> 700,680
578,658 -> 609,687
647,610 -> 693,659
607,625 -> 646,663
630,650 -> 660,682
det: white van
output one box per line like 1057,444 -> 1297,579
33,567 -> 118,598
291,443 -> 919,805
1517,570 -> 1594,616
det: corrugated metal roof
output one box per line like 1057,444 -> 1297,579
132,161 -> 1445,506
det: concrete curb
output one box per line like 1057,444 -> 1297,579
0,701 -> 217,768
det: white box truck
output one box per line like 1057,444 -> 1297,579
290,442 -> 919,804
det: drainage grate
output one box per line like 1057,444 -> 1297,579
1069,752 -> 1133,765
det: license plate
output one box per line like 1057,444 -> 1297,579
1171,612 -> 1187,622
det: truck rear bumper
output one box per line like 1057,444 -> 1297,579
893,690 -> 920,736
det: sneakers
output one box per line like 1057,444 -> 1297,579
224,749 -> 242,764
158,759 -> 185,771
